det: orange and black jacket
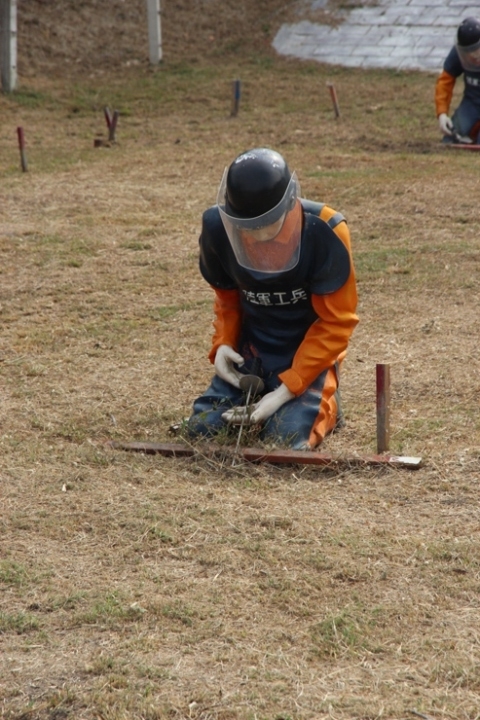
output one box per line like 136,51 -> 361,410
198,199 -> 358,397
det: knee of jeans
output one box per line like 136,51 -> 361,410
260,415 -> 307,448
453,110 -> 476,136
187,411 -> 223,437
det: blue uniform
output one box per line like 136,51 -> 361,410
436,47 -> 480,139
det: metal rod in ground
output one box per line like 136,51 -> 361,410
233,384 -> 252,462
108,110 -> 119,142
326,81 -> 340,118
109,441 -> 423,469
376,363 -> 391,453
16,126 -> 28,172
231,79 -> 241,116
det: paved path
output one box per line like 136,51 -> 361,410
273,0 -> 478,72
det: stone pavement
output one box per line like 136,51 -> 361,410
273,0 -> 479,72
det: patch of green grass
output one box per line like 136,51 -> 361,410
46,688 -> 77,710
149,300 -> 210,321
73,591 -> 145,627
85,655 -> 117,675
9,87 -> 57,108
144,526 -> 173,543
122,241 -> 153,251
310,604 -> 390,659
393,416 -> 448,450
160,602 -> 195,627
311,609 -> 360,658
0,611 -> 39,634
354,247 -> 414,277
0,560 -> 28,586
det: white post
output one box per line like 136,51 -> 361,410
0,0 -> 17,92
146,0 -> 162,64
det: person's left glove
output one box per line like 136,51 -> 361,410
222,383 -> 295,425
214,344 -> 245,388
438,113 -> 453,136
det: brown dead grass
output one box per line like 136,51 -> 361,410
1,2 -> 480,719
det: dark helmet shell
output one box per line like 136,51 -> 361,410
225,148 -> 292,219
457,17 -> 480,48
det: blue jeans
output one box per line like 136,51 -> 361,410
452,97 -> 480,138
187,367 -> 343,450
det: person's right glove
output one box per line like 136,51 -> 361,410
222,383 -> 295,425
438,113 -> 453,136
214,344 -> 245,388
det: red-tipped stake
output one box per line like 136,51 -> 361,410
16,127 -> 28,172
326,81 -> 340,119
376,363 -> 391,453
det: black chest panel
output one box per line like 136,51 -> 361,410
198,202 -> 352,374
199,202 -> 350,295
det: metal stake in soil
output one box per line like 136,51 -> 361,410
233,373 -> 265,462
16,126 -> 27,172
326,81 -> 340,118
376,363 -> 391,453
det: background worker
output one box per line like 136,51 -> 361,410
436,16 -> 480,144
187,147 -> 358,450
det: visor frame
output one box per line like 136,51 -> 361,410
217,170 -> 300,231
456,38 -> 480,70
216,170 -> 303,274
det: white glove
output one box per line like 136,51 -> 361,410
454,131 -> 473,144
222,383 -> 295,425
438,113 -> 453,136
214,344 -> 245,388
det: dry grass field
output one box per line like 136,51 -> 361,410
1,2 -> 480,719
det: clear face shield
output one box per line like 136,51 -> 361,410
217,171 -> 302,273
457,39 -> 480,71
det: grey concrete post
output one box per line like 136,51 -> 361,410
146,0 -> 162,64
0,0 -> 17,92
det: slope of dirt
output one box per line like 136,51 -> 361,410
16,0 -> 357,81
16,0 -> 277,78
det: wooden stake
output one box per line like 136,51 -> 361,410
376,363 -> 391,453
109,441 -> 422,469
16,126 -> 27,172
326,81 -> 340,118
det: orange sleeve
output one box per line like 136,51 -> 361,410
278,215 -> 358,396
435,70 -> 456,117
207,287 -> 243,365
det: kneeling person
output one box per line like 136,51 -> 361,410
188,147 -> 359,450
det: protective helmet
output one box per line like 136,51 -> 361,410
225,148 -> 293,218
456,17 -> 480,71
217,148 -> 302,274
